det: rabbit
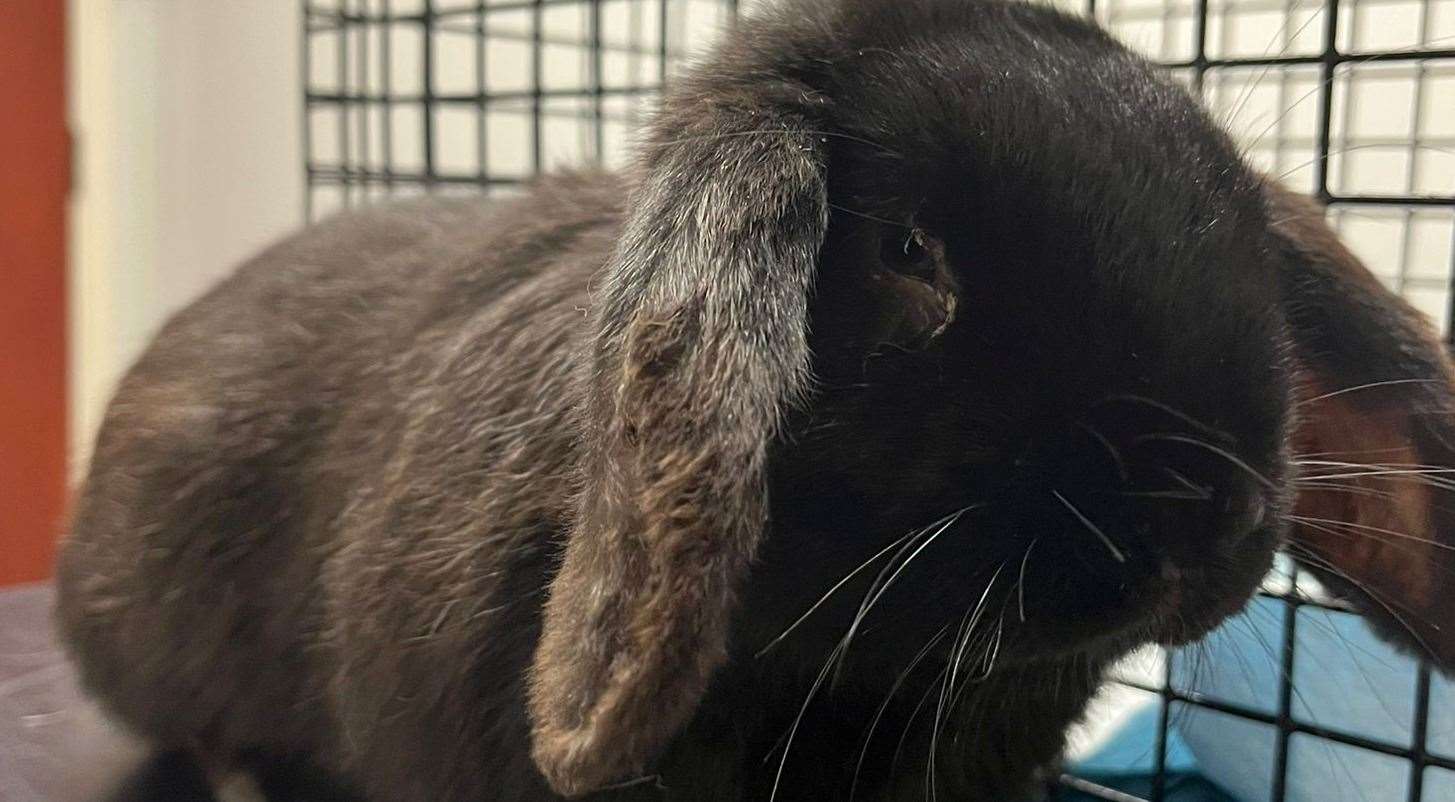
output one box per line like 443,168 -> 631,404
54,0 -> 1455,799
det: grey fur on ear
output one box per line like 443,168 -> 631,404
524,68 -> 832,796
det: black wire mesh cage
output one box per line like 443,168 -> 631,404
301,0 -> 738,215
302,1 -> 1455,800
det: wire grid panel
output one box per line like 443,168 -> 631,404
302,0 -> 737,218
1068,0 -> 1455,800
302,1 -> 1455,801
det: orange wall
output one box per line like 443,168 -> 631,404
1,1 -> 68,585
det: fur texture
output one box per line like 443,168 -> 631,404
56,1 -> 1455,800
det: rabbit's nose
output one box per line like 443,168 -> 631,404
1012,413 -> 1276,560
1125,435 -> 1274,551
1214,481 -> 1268,541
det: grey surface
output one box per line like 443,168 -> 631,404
0,584 -> 149,801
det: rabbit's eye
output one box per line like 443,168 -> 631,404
879,229 -> 939,280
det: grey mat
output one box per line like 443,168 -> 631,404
0,584 -> 153,801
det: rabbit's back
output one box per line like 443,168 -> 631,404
54,173 -> 625,798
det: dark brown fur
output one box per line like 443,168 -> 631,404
56,1 -> 1455,800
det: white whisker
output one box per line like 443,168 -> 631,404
849,623 -> 954,802
838,505 -> 980,664
768,642 -> 844,802
1294,378 -> 1440,407
1053,490 -> 1126,563
1017,539 -> 1039,623
1287,513 -> 1455,554
1095,393 -> 1234,442
756,526 -> 922,659
1135,433 -> 1278,490
1284,542 -> 1444,657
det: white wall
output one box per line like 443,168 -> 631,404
68,0 -> 304,477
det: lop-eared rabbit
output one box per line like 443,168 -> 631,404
57,0 -> 1455,799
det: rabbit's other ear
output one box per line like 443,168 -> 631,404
525,73 -> 831,796
1271,181 -> 1455,668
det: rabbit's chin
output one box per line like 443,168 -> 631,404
1149,526 -> 1282,647
1146,570 -> 1274,649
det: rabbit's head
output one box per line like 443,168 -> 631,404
527,0 -> 1455,794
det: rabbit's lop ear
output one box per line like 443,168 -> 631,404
1271,181 -> 1455,669
525,67 -> 831,795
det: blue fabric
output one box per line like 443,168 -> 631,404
1061,705 -> 1235,801
1071,705 -> 1198,775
